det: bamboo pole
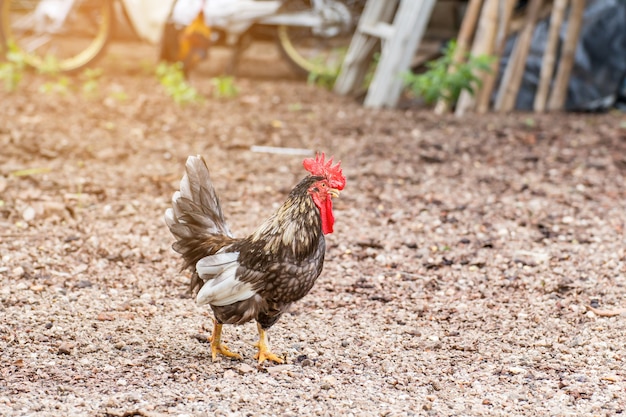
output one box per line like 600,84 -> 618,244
455,0 -> 500,116
475,0 -> 517,113
547,0 -> 586,111
533,0 -> 569,112
434,0 -> 484,115
494,0 -> 544,112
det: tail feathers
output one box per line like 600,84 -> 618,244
168,196 -> 229,236
167,155 -> 231,236
165,155 -> 234,271
179,155 -> 232,236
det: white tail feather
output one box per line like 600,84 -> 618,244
164,208 -> 176,228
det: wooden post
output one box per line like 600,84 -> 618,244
494,0 -> 544,112
455,0 -> 500,116
333,0 -> 399,96
533,0 -> 568,112
433,0 -> 484,115
547,0 -> 586,111
475,0 -> 516,113
364,0 -> 436,108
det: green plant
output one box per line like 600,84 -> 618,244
0,42 -> 26,92
210,76 -> 238,99
287,102 -> 303,112
307,67 -> 338,90
39,75 -> 71,95
80,67 -> 103,98
305,47 -> 349,90
35,54 -> 61,75
38,68 -> 103,98
403,40 -> 494,105
307,70 -> 338,90
155,61 -> 203,105
108,90 -> 128,102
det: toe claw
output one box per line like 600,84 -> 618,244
211,343 -> 242,362
254,350 -> 284,364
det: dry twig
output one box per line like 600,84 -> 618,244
587,305 -> 626,317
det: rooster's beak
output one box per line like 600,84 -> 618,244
329,188 -> 340,198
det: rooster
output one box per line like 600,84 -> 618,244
176,11 -> 212,74
164,153 -> 346,363
160,11 -> 212,76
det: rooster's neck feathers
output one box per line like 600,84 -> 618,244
246,176 -> 323,261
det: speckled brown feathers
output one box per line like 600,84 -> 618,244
200,176 -> 326,328
218,176 -> 327,327
240,175 -> 325,272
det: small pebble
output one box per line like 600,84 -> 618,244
192,334 -> 210,343
22,206 -> 36,222
320,375 -> 337,389
267,365 -> 291,375
58,343 -> 72,355
30,284 -> 44,293
238,364 -> 255,374
13,267 -> 26,279
96,312 -> 115,321
223,370 -> 237,379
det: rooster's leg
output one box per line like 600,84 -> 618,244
253,322 -> 284,364
210,320 -> 242,361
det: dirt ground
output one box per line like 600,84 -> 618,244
1,40 -> 626,417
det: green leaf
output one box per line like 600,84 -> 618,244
155,62 -> 204,105
402,39 -> 495,106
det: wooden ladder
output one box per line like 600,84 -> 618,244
333,0 -> 436,108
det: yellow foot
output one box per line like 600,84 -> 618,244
210,321 -> 242,362
254,322 -> 284,364
254,346 -> 284,364
211,342 -> 242,362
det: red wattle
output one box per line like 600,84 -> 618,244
319,198 -> 335,235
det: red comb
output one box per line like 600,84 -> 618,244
303,153 -> 346,190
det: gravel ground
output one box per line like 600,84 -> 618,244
1,55 -> 626,416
